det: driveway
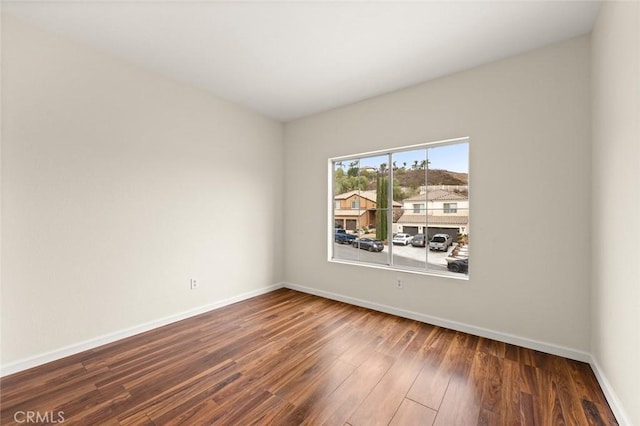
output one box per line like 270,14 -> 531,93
390,243 -> 453,267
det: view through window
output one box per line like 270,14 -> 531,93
331,138 -> 469,277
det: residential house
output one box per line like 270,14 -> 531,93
396,188 -> 469,240
334,190 -> 401,231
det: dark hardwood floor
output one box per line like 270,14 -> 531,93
1,289 -> 617,425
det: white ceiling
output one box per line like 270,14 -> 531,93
3,1 -> 601,122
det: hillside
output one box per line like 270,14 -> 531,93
394,168 -> 468,188
334,166 -> 468,200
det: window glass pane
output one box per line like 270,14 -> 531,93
354,155 -> 390,266
426,143 -> 469,275
392,149 -> 427,269
333,160 -> 361,262
333,156 -> 390,265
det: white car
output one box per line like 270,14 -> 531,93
392,233 -> 413,245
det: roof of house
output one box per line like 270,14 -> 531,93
335,190 -> 377,201
335,190 -> 402,207
397,214 -> 468,225
403,189 -> 467,202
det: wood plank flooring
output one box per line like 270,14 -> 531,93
0,289 -> 617,425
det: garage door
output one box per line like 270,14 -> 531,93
426,227 -> 458,241
345,219 -> 357,231
402,226 -> 419,236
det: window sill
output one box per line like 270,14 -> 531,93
328,258 -> 469,280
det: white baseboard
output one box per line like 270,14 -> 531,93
589,357 -> 633,426
1,283 -> 285,377
283,282 -> 592,363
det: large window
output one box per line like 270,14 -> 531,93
330,138 -> 469,278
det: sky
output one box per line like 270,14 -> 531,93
349,142 -> 469,173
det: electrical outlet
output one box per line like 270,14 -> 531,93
190,278 -> 199,290
396,279 -> 403,289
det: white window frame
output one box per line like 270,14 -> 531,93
328,136 -> 469,279
443,203 -> 458,214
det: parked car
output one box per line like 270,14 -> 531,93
410,234 -> 426,247
447,257 -> 469,273
334,229 -> 357,244
392,233 -> 413,245
352,238 -> 384,252
429,234 -> 453,251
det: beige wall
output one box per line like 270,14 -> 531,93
591,2 -> 640,425
284,37 -> 592,353
1,15 -> 284,367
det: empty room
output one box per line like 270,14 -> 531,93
1,1 -> 638,425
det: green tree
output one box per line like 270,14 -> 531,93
355,175 -> 368,191
335,174 -> 369,194
376,175 -> 388,241
347,161 -> 359,177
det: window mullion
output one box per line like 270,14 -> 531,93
387,153 -> 394,266
425,148 -> 429,269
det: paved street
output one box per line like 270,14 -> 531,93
333,242 -> 456,273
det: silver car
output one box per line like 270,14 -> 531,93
428,234 -> 453,251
